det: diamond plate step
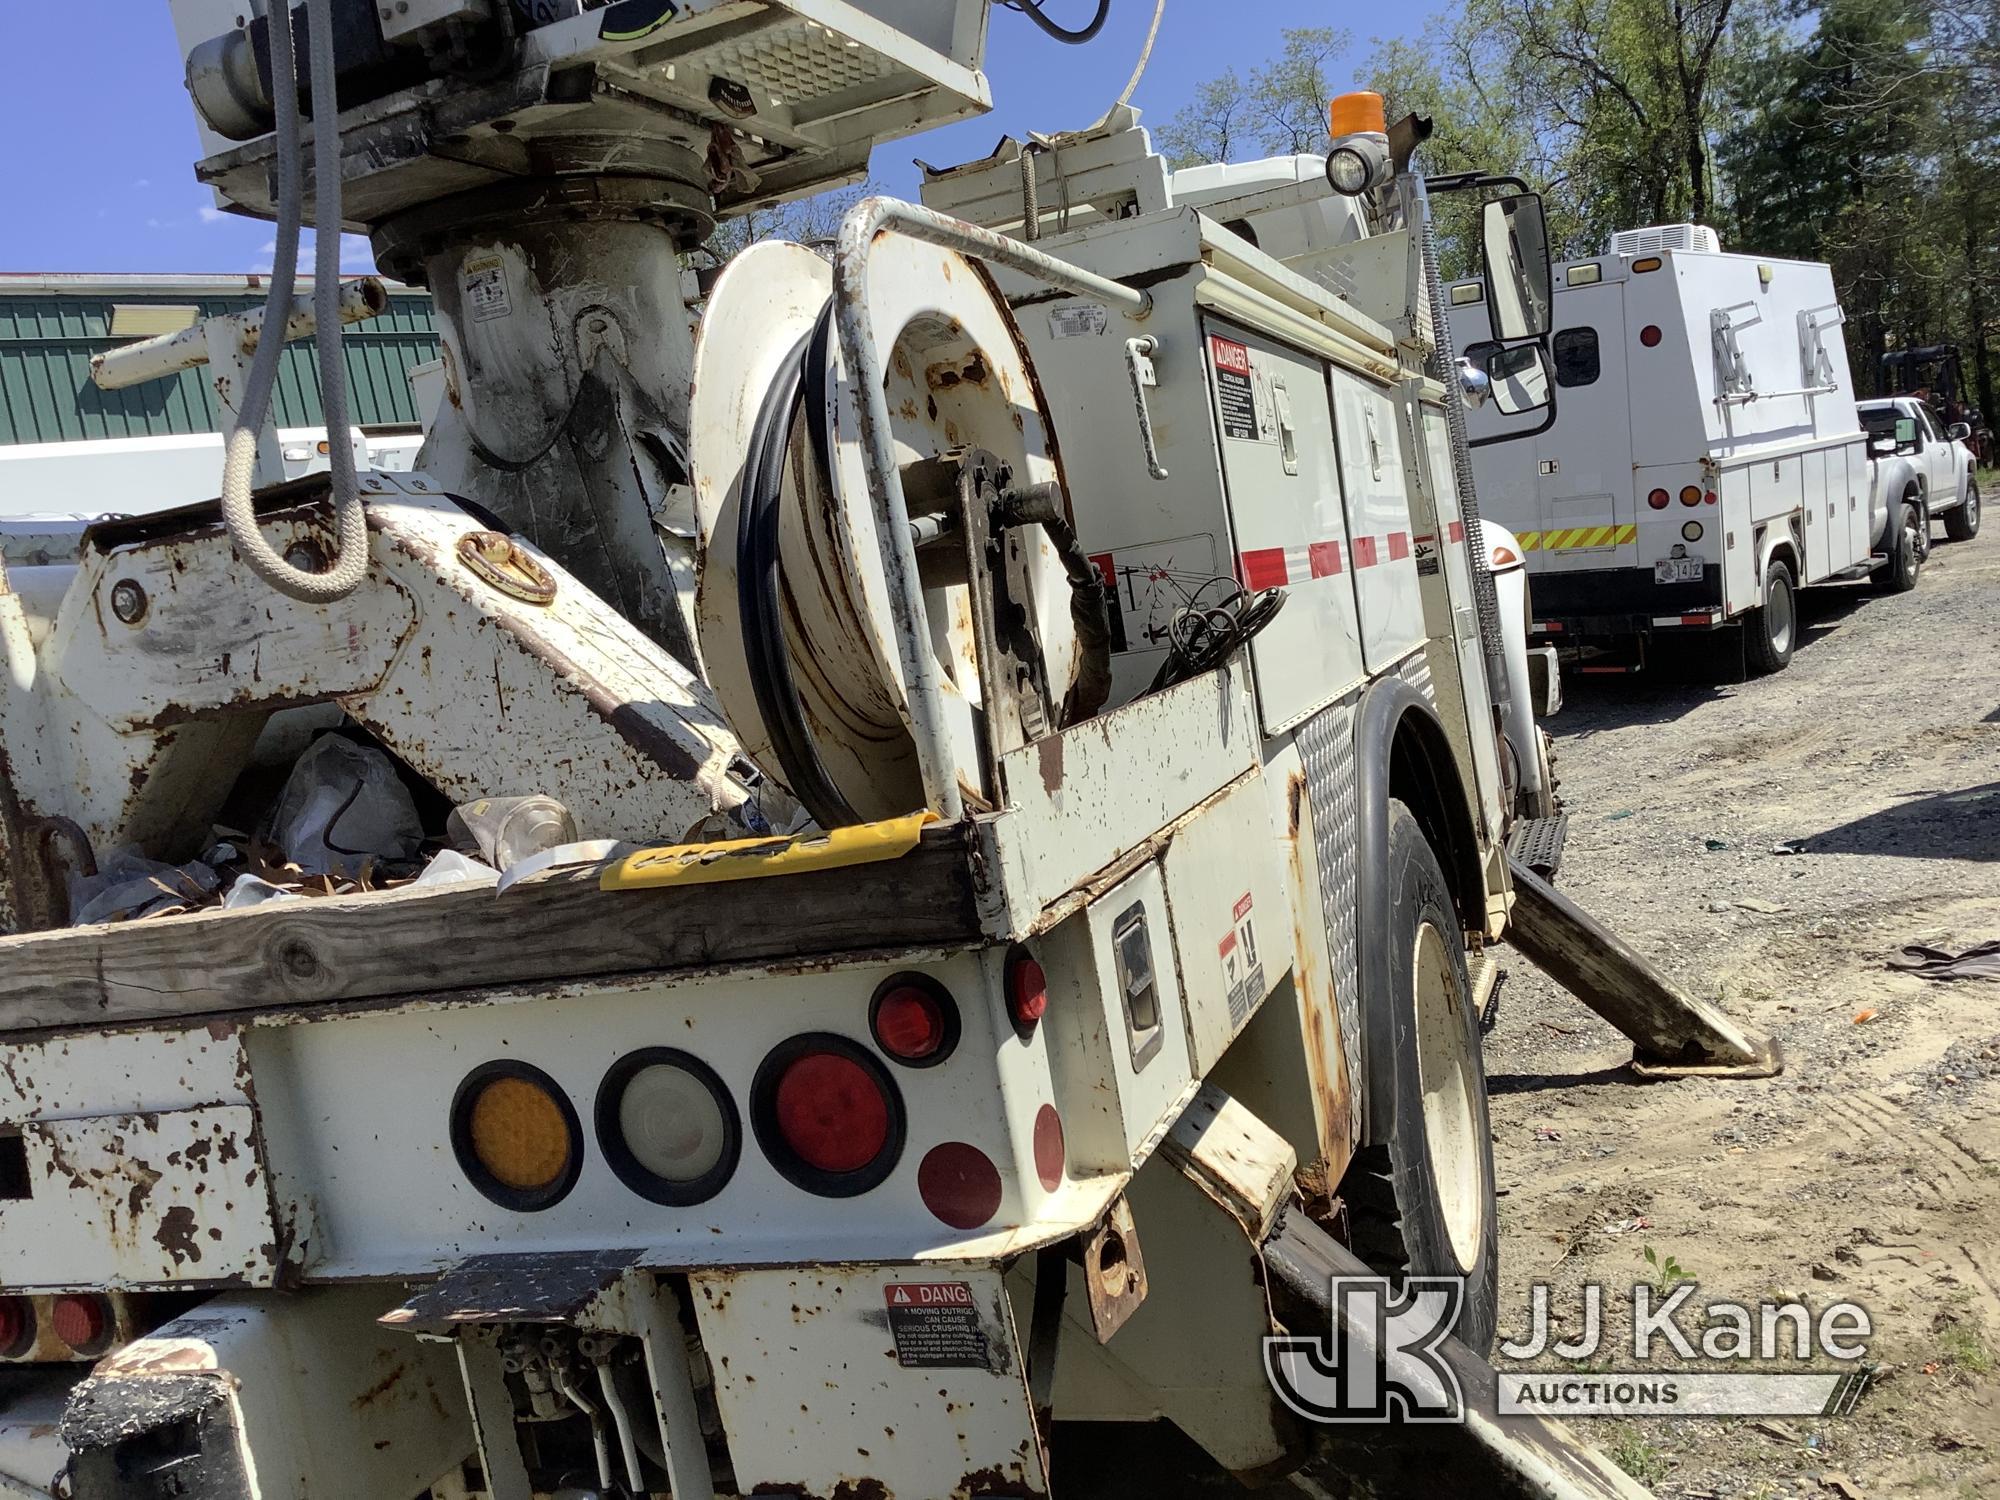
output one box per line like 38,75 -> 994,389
1506,813 -> 1569,880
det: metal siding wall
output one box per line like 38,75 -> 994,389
0,292 -> 439,445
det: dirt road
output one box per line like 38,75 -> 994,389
1486,514 -> 2000,1497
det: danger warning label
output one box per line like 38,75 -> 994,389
884,1282 -> 988,1369
1211,335 -> 1257,441
1218,891 -> 1265,1028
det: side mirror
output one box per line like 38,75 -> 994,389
1948,421 -> 1972,442
1466,342 -> 1553,417
1480,193 -> 1553,342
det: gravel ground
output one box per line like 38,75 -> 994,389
1484,502 -> 2000,1498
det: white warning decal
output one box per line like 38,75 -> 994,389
1218,892 -> 1265,1028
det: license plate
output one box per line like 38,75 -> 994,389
1654,558 -> 1704,583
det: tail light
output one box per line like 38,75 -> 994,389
450,1061 -> 584,1211
1640,324 -> 1663,347
596,1049 -> 739,1206
1679,485 -> 1703,507
1647,489 -> 1670,509
870,975 -> 960,1067
752,1034 -> 903,1197
52,1295 -> 110,1356
1005,947 -> 1048,1035
0,1297 -> 32,1358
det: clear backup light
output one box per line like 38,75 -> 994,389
598,1049 -> 741,1206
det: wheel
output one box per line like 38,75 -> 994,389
1744,558 -> 1796,674
1873,499 -> 1922,595
1945,479 -> 1981,542
1341,799 -> 1500,1355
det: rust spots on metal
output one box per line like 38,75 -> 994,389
1286,772 -> 1306,840
352,1360 -> 409,1410
956,1465 -> 1047,1498
1283,778 -> 1354,1182
155,1204 -> 203,1265
1035,735 -> 1063,797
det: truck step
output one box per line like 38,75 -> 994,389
1468,951 -> 1506,1033
1506,813 -> 1569,881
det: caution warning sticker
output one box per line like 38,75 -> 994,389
461,256 -> 512,324
1218,892 -> 1265,1028
884,1282 -> 988,1368
1211,335 -> 1257,441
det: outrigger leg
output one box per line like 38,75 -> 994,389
1505,859 -> 1783,1079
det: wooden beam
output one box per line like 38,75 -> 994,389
0,827 -> 983,1036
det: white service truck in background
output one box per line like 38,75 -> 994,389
1858,395 -> 1982,545
1450,224 -> 1930,675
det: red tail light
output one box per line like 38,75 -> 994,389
753,1034 -> 904,1196
1647,489 -> 1670,510
0,1297 -> 32,1358
870,975 -> 959,1067
1005,947 -> 1048,1034
1640,324 -> 1663,347
52,1295 -> 109,1355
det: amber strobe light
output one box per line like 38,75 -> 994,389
596,1048 -> 740,1206
752,1034 -> 904,1197
451,1060 -> 584,1211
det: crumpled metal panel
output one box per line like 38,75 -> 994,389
1296,696 -> 1363,1123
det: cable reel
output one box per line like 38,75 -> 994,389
690,241 -> 1094,826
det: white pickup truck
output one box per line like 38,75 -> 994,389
1859,396 -> 1982,546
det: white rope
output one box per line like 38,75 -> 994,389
1116,0 -> 1166,106
218,0 -> 369,603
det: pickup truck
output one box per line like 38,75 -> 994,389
1860,396 -> 1982,546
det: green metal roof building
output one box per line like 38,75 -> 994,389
0,275 -> 440,447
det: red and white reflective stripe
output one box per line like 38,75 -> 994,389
1448,521 -> 1467,543
1652,611 -> 1722,628
1238,533 -> 1416,585
1532,620 -> 1565,634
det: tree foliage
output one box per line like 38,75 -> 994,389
1161,4 -> 2000,414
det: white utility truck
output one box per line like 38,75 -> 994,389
1450,225 -> 1927,674
0,5 -> 1776,1496
1858,396 -> 1982,545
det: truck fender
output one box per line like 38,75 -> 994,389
1753,518 -> 1798,590
1352,675 -> 1485,1144
1867,454 -> 1922,551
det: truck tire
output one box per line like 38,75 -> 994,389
1874,499 -> 1922,595
1945,479 -> 1981,543
1342,799 -> 1500,1355
1744,559 -> 1796,675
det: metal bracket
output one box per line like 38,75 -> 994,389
1123,335 -> 1170,480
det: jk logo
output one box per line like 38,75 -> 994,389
1263,1276 -> 1467,1423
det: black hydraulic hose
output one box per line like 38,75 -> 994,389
1003,0 -> 1111,44
737,305 -> 860,830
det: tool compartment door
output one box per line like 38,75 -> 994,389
1327,369 -> 1425,674
1203,320 -> 1367,733
1535,285 -> 1634,570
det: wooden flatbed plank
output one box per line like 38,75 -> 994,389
0,826 -> 982,1035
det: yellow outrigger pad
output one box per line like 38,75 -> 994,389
600,812 -> 937,891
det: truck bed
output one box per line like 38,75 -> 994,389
0,823 -> 985,1035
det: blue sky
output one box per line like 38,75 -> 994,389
0,2 -> 1443,274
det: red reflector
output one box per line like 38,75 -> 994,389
917,1142 -> 1003,1230
1640,324 -> 1663,347
873,987 -> 945,1062
1006,950 -> 1048,1031
1704,490 -> 1718,505
1033,1104 -> 1065,1192
0,1297 -> 32,1357
774,1052 -> 890,1174
1647,489 -> 1670,510
52,1295 -> 107,1353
